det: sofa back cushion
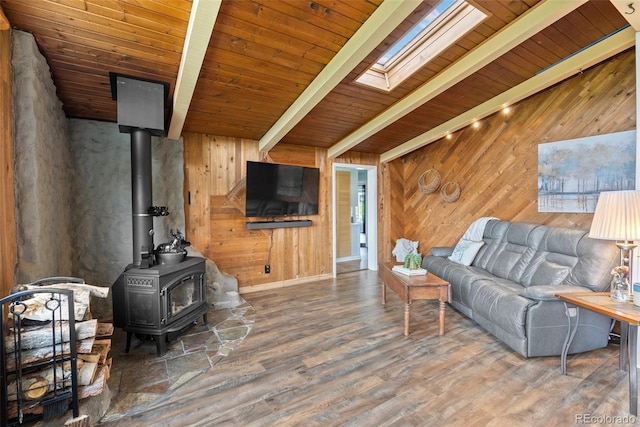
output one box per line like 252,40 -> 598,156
472,220 -> 509,266
566,232 -> 618,292
519,227 -> 582,287
473,221 -> 617,291
473,222 -> 541,282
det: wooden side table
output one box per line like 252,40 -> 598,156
556,292 -> 639,415
379,262 -> 450,336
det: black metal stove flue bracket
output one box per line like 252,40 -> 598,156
0,281 -> 80,426
148,206 -> 169,217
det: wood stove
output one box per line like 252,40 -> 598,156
118,257 -> 207,356
109,74 -> 208,356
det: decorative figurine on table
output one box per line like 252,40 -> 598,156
610,265 -> 630,301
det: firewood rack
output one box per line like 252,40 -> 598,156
1,277 -> 81,426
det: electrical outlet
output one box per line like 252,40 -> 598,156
265,264 -> 270,274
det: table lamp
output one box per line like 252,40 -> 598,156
589,190 -> 640,301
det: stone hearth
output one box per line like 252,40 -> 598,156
30,299 -> 253,426
100,299 -> 254,423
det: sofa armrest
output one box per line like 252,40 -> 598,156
430,246 -> 454,257
520,285 -> 589,301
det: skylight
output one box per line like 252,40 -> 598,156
357,0 -> 487,91
377,0 -> 457,67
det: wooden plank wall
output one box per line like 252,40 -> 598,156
183,135 -> 383,291
0,19 -> 16,297
401,49 -> 636,253
183,51 -> 634,291
378,158 -> 404,264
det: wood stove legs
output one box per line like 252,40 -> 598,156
155,335 -> 167,357
125,331 -> 135,353
124,313 -> 208,357
125,332 -> 167,356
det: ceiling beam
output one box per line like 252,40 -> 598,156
610,0 -> 640,31
258,0 -> 423,152
327,0 -> 588,159
167,0 -> 221,141
0,6 -> 9,30
380,26 -> 635,163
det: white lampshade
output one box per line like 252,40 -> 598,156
589,190 -> 640,241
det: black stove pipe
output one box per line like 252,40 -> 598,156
131,128 -> 154,267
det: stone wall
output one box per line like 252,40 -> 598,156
12,30 -> 73,283
11,30 -> 184,286
11,29 -> 237,309
67,119 -> 186,285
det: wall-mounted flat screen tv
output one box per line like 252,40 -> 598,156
245,161 -> 320,218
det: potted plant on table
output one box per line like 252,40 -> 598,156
404,253 -> 422,270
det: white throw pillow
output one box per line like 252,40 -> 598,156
448,239 -> 485,266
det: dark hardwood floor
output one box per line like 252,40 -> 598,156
336,245 -> 368,274
97,270 -> 636,426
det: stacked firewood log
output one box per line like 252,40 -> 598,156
5,282 -> 111,419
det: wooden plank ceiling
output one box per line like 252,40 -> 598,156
0,0 -> 633,161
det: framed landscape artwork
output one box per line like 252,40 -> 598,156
538,130 -> 636,213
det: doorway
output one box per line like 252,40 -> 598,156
333,163 -> 377,276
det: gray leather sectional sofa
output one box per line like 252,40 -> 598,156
422,220 -> 619,357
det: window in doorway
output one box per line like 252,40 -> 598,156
357,184 -> 366,234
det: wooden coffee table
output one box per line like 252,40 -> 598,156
379,262 -> 450,336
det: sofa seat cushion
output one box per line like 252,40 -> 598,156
470,279 -> 535,339
423,256 -> 495,307
520,284 -> 587,301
